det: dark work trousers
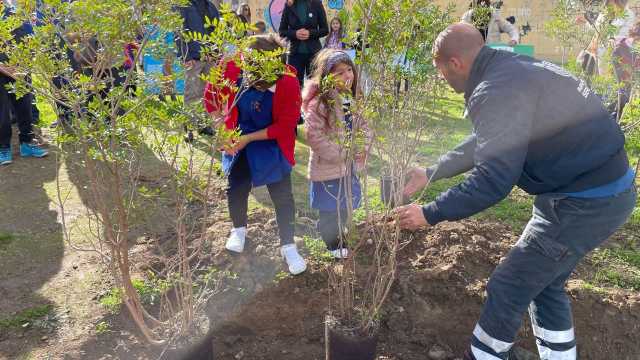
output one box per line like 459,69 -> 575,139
288,52 -> 316,87
318,210 -> 348,251
470,186 -> 637,360
0,74 -> 34,148
227,151 -> 295,246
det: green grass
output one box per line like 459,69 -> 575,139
99,288 -> 124,314
95,321 -> 111,334
273,270 -> 290,284
0,232 -> 16,246
303,235 -> 334,265
0,305 -> 54,330
589,248 -> 640,291
99,278 -> 164,314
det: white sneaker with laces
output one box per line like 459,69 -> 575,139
330,248 -> 349,259
280,244 -> 307,275
225,227 -> 247,253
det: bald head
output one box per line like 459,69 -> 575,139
433,22 -> 484,64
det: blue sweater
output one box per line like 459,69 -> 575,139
423,47 -> 629,225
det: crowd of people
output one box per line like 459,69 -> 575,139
2,1 -> 639,359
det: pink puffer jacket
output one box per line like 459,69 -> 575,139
303,86 -> 372,182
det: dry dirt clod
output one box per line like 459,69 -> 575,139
234,350 -> 244,359
428,344 -> 452,360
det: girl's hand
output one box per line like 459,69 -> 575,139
225,135 -> 251,156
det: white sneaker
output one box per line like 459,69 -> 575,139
330,248 -> 349,259
280,244 -> 307,275
225,227 -> 246,253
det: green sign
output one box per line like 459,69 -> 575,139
488,43 -> 535,57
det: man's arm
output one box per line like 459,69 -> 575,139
278,5 -> 298,42
308,0 -> 329,40
422,86 -> 535,225
426,134 -> 477,183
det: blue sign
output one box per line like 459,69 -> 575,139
328,0 -> 344,10
143,29 -> 184,95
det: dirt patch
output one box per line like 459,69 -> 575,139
186,219 -> 640,360
2,152 -> 638,360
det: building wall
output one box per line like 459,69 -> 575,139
224,0 -> 639,62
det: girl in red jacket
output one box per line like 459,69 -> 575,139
204,34 -> 306,275
302,49 -> 371,258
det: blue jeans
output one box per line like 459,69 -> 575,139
471,186 -> 637,360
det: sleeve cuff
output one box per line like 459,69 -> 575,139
422,201 -> 445,226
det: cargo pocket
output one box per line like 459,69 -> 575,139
522,229 -> 569,262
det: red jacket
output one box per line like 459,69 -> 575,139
203,60 -> 301,166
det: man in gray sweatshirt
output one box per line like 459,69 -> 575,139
397,23 -> 636,360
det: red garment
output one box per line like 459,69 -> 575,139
123,43 -> 139,70
204,60 -> 301,166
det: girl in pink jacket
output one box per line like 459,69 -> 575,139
302,49 -> 372,259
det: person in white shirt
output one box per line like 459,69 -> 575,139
461,0 -> 519,45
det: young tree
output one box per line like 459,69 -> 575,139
0,0 -> 286,347
321,0 -> 452,344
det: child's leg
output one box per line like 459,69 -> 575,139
227,153 -> 252,228
266,173 -> 295,246
0,75 -> 14,149
318,210 -> 349,251
11,90 -> 35,145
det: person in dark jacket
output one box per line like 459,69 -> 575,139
0,4 -> 48,165
278,0 -> 328,86
176,0 -> 220,107
397,23 -> 636,360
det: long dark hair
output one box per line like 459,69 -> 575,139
303,49 -> 359,125
236,2 -> 251,23
329,17 -> 344,39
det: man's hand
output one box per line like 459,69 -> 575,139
403,167 -> 429,198
508,39 -> 518,46
395,204 -> 431,231
184,59 -> 197,69
296,29 -> 310,41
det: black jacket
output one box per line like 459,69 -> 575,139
422,47 -> 629,225
278,0 -> 328,55
176,0 -> 220,62
0,7 -> 34,63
